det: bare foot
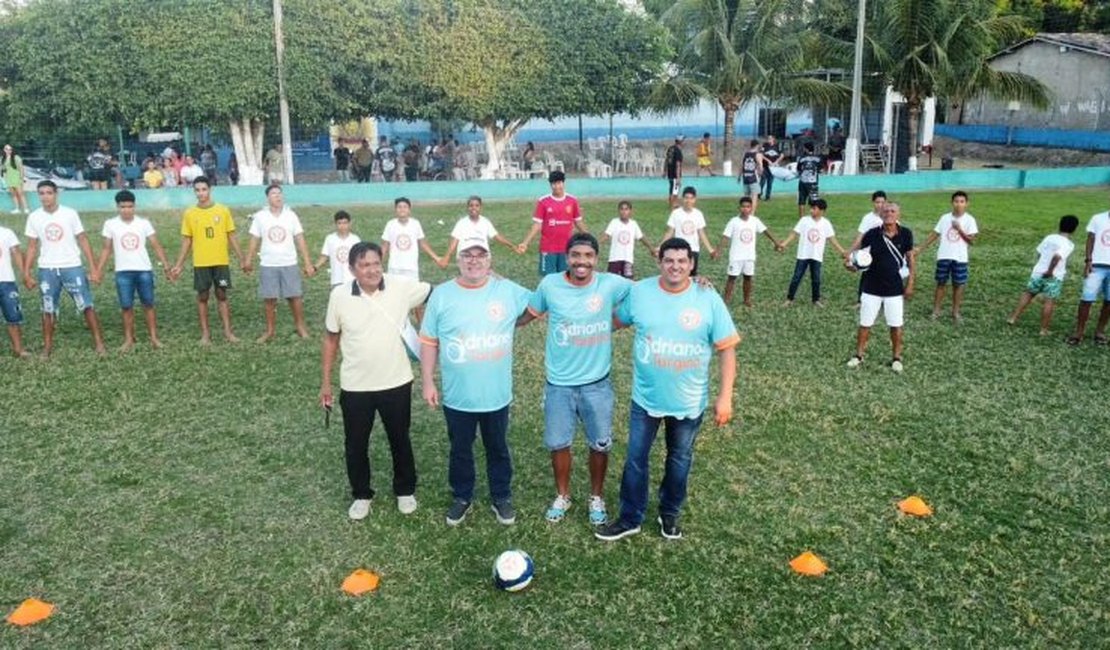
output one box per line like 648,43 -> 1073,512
1038,329 -> 1049,336
930,311 -> 940,321
14,350 -> 31,359
94,345 -> 108,357
1006,318 -> 1016,326
150,338 -> 164,349
119,339 -> 135,353
953,313 -> 963,325
225,332 -> 241,344
742,301 -> 753,308
199,335 -> 212,346
256,332 -> 275,344
782,300 -> 794,307
295,328 -> 310,339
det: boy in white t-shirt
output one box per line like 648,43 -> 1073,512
439,195 -> 520,266
1008,215 -> 1078,336
600,200 -> 655,279
1067,205 -> 1110,345
718,196 -> 783,305
94,190 -> 173,351
381,197 -> 443,280
916,190 -> 979,323
0,224 -> 30,357
315,210 -> 362,288
662,186 -> 717,276
778,197 -> 846,307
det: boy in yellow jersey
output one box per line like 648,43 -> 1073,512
171,176 -> 244,344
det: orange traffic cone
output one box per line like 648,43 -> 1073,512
341,569 -> 381,596
897,495 -> 933,517
789,551 -> 828,576
6,598 -> 54,627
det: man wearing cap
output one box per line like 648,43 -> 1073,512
420,237 -> 532,527
320,241 -> 432,521
843,202 -> 915,373
664,136 -> 685,208
519,171 -> 587,275
517,232 -> 632,526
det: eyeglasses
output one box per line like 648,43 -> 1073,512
460,251 -> 489,260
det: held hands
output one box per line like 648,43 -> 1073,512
422,381 -> 440,408
714,395 -> 733,427
515,243 -> 527,255
241,261 -> 253,275
303,263 -> 317,278
23,273 -> 36,290
437,257 -> 449,269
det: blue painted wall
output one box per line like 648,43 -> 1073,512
936,124 -> 1110,152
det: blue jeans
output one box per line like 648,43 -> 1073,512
787,259 -> 823,302
443,405 -> 512,503
543,377 -> 614,452
115,270 -> 155,309
760,170 -> 773,199
617,400 -> 704,526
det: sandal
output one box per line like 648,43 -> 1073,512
1095,335 -> 1108,346
1065,336 -> 1081,346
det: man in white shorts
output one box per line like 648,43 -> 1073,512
1067,203 -> 1110,345
845,202 -> 915,372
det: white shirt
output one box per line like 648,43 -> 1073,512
604,218 -> 644,263
249,207 -> 304,267
0,226 -> 19,283
793,216 -> 836,261
381,218 -> 426,273
1031,234 -> 1075,280
180,164 -> 205,184
320,232 -> 361,286
934,212 -> 978,263
857,211 -> 882,234
450,215 -> 499,244
102,216 -> 155,272
723,215 -> 767,262
25,205 -> 85,269
1087,211 -> 1110,266
666,207 -> 707,252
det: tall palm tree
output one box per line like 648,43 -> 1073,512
651,0 -> 847,162
867,0 -> 1050,166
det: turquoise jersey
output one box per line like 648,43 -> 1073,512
616,277 -> 740,419
527,272 -> 632,386
420,277 -> 532,412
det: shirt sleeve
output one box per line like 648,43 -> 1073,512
934,216 -> 946,234
966,217 -> 979,236
615,285 -> 634,326
380,221 -> 393,243
249,213 -> 263,238
320,236 -> 330,256
291,213 -> 305,237
793,219 -> 804,235
633,222 -> 644,239
532,200 -> 545,223
449,221 -> 464,240
71,213 -> 85,237
142,219 -> 156,238
755,218 -> 767,234
823,220 -> 835,237
414,221 -> 426,240
101,221 -> 113,239
419,289 -> 441,343
485,219 -> 499,238
572,198 -> 582,222
408,279 -> 432,309
526,281 -> 547,317
605,220 -> 616,237
324,290 -> 341,334
180,213 -> 193,238
512,281 -> 532,316
224,208 -> 236,233
709,292 -> 740,349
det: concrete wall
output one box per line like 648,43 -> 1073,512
964,41 -> 1110,131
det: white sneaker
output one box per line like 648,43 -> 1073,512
545,494 -> 571,522
348,499 -> 371,520
891,359 -> 904,373
846,356 -> 862,368
9,208 -> 20,214
397,495 -> 418,515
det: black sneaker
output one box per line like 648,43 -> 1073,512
491,499 -> 516,525
445,499 -> 472,527
658,514 -> 683,540
594,519 -> 642,542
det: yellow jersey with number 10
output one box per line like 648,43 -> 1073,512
181,203 -> 236,267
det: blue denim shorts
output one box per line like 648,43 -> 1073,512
0,281 -> 23,325
543,376 -> 614,452
538,252 -> 568,276
115,270 -> 155,309
38,267 -> 94,314
935,259 -> 969,286
1080,265 -> 1110,302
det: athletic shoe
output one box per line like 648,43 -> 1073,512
595,519 -> 641,542
348,499 -> 371,521
491,499 -> 516,525
658,514 -> 683,540
846,355 -> 862,368
588,496 -> 607,526
397,495 -> 418,515
891,359 -> 904,373
9,208 -> 20,215
545,494 -> 571,522
445,499 -> 472,526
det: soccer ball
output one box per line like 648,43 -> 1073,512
850,248 -> 873,271
492,549 -> 534,592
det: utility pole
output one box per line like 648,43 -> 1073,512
273,0 -> 295,183
843,0 -> 866,176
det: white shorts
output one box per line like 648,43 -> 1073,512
387,268 -> 419,280
859,292 -> 904,328
727,259 -> 756,277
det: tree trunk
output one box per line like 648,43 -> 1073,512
906,99 -> 920,172
229,118 -> 265,185
479,118 -> 527,179
720,99 -> 740,165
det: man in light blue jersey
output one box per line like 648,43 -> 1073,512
596,237 -> 739,542
420,237 -> 532,527
518,232 -> 632,526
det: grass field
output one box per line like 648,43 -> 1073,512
1,186 -> 1108,647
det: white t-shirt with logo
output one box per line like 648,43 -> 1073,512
0,227 -> 19,283
381,218 -> 426,273
249,207 -> 304,267
666,208 -> 707,252
1031,234 -> 1075,280
450,215 -> 499,244
102,216 -> 155,272
723,215 -> 767,262
934,212 -> 978,263
793,216 -> 836,261
25,205 -> 85,269
857,211 -> 882,234
604,218 -> 644,263
320,232 -> 361,286
1087,211 -> 1110,266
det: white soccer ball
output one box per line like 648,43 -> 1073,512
851,248 -> 873,271
492,549 -> 534,592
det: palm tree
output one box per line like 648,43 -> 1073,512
867,0 -> 1050,166
650,0 -> 847,162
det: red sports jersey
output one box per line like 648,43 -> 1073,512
532,194 -> 582,253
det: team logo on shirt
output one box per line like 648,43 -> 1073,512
44,223 -> 64,242
946,227 -> 961,242
267,226 -> 287,243
681,221 -> 696,236
678,308 -> 701,330
487,301 -> 506,321
585,294 -> 603,313
617,231 -> 632,245
553,318 -> 610,347
336,246 -> 350,264
396,234 -> 413,250
1101,229 -> 1110,247
739,229 -> 754,243
637,334 -> 707,370
444,333 -> 512,363
565,205 -> 573,215
120,233 -> 142,251
806,228 -> 822,243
